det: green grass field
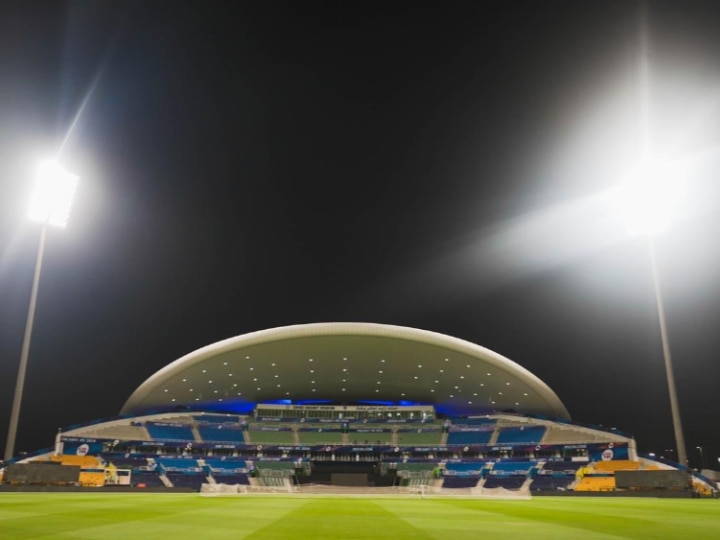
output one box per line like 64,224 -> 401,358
1,493 -> 718,539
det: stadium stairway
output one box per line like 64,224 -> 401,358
487,428 -> 500,445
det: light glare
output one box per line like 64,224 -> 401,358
27,160 -> 79,228
612,158 -> 685,236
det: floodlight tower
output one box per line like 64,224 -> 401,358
615,0 -> 688,468
4,160 -> 79,462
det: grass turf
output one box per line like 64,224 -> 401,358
0,494 -> 718,539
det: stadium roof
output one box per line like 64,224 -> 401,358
121,322 -> 570,419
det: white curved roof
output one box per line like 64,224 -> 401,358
121,322 -> 570,419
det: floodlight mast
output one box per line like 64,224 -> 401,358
648,237 -> 688,467
633,0 -> 688,468
4,161 -> 78,462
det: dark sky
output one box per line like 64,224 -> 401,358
1,0 -> 720,469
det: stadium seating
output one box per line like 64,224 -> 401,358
348,429 -> 393,444
79,423 -> 151,441
539,460 -> 585,474
131,470 -> 165,487
99,453 -> 150,469
145,422 -> 195,441
446,429 -> 493,445
542,426 -> 608,444
396,428 -> 443,445
442,476 -> 479,489
204,459 -> 248,472
196,414 -> 242,424
495,426 -> 546,444
483,475 -> 526,490
254,461 -> 297,472
249,427 -> 296,444
530,475 -> 574,491
444,462 -> 486,476
165,471 -> 207,490
197,424 -> 246,443
296,428 -> 344,444
212,472 -> 250,485
450,417 -> 497,427
157,457 -> 201,471
490,461 -> 535,474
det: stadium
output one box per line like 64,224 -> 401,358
1,322 -> 716,499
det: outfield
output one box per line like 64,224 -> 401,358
0,493 -> 718,539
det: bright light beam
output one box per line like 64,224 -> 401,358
28,160 -> 79,228
611,157 -> 686,237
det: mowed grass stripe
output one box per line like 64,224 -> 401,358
435,498 -> 720,539
0,494 -> 306,540
379,498 -> 622,540
244,497 -> 436,540
0,494 -> 718,540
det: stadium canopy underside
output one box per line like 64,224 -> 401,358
121,322 -> 570,419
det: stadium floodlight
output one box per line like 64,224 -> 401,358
611,157 -> 685,237
27,160 -> 79,228
4,160 -> 79,462
610,156 -> 689,468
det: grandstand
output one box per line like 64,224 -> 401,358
1,322 -> 715,497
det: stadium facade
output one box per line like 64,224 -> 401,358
2,323 -> 716,496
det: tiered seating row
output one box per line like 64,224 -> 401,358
446,430 -> 493,445
198,425 -> 246,443
484,476 -> 526,490
145,422 -> 195,441
490,461 -> 535,474
496,426 -> 546,444
396,428 -> 443,445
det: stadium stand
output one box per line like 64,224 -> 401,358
297,428 -> 344,444
77,423 -> 151,441
396,428 -> 443,445
442,476 -> 479,488
165,471 -> 207,490
156,457 -> 201,471
195,414 -> 242,424
539,460 -> 585,474
446,429 -> 493,445
483,475 -> 527,490
490,461 -> 535,474
212,472 -> 250,485
248,426 -> 296,444
197,424 -> 246,443
145,422 -> 195,441
444,462 -> 486,476
349,428 -> 393,444
530,474 -> 575,491
131,469 -> 165,487
495,426 -> 546,444
204,458 -> 248,471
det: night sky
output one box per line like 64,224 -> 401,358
1,1 -> 720,469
